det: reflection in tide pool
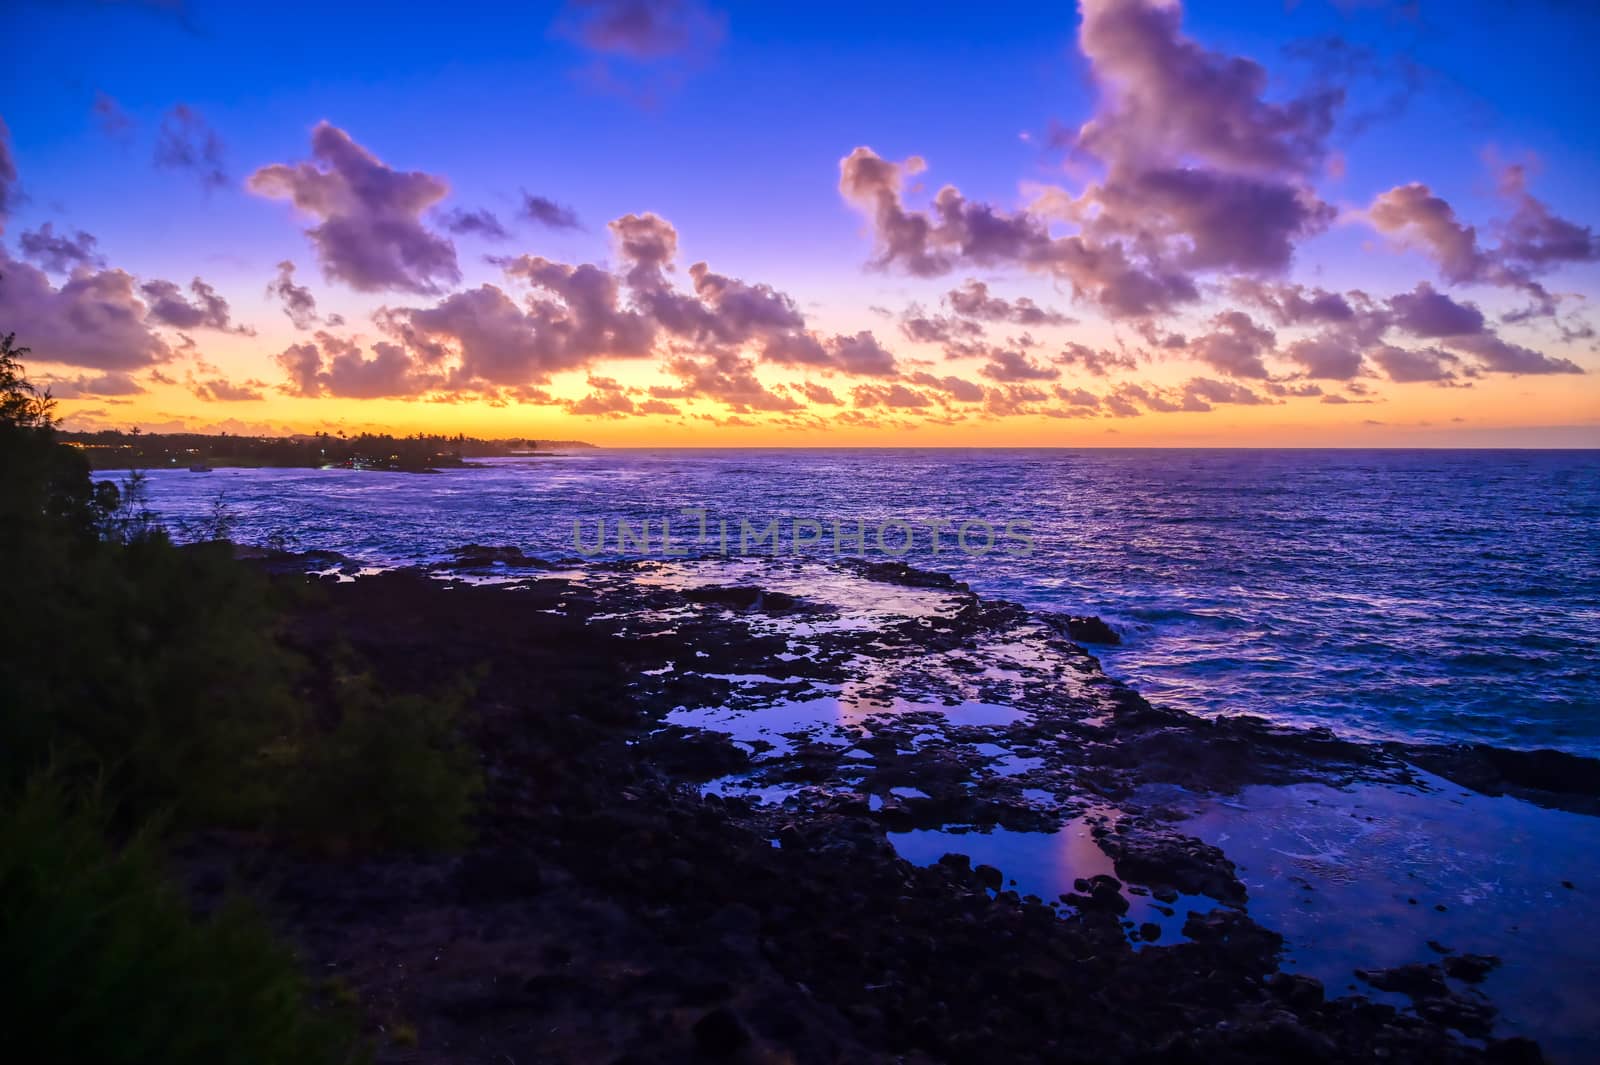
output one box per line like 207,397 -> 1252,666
663,694 -> 1029,755
1180,772 -> 1600,1063
889,821 -> 1219,946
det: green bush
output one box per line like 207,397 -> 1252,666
2,536 -> 307,830
0,774 -> 366,1065
1,331 -> 481,848
278,669 -> 482,852
0,324 -> 479,1062
2,333 -> 301,828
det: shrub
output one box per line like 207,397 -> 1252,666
0,534 -> 305,830
0,774 -> 366,1065
1,326 -> 481,849
278,669 -> 483,853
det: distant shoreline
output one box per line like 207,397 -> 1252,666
61,430 -> 596,473
90,453 -> 582,474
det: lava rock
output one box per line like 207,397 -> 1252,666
1067,616 -> 1121,645
681,585 -> 797,611
1356,963 -> 1449,999
1267,972 -> 1325,1010
1486,1036 -> 1546,1064
1443,953 -> 1501,983
692,1007 -> 751,1058
452,544 -> 535,565
453,848 -> 543,903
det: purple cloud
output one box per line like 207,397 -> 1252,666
1369,344 -> 1462,383
1386,283 -> 1485,338
1071,0 -> 1339,176
945,280 -> 1073,326
0,253 -> 170,370
265,260 -> 331,330
18,223 -> 104,273
191,376 -> 265,402
276,331 -> 435,399
93,92 -> 134,139
653,351 -> 800,412
42,371 -> 145,398
1183,311 -> 1276,379
140,277 -> 252,334
439,207 -> 511,241
558,0 -> 726,61
1444,334 -> 1582,376
978,348 -> 1060,383
1366,165 -> 1596,303
249,122 -> 461,294
1057,342 -> 1139,377
0,117 -> 18,228
154,104 -> 227,189
522,193 -> 581,230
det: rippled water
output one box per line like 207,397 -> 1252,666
130,448 -> 1600,756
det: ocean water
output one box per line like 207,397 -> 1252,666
130,449 -> 1600,757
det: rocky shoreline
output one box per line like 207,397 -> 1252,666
192,548 -> 1599,1063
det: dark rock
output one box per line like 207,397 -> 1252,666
1405,743 -> 1600,815
682,585 -> 798,611
453,543 -> 535,565
1042,612 -> 1122,645
1356,963 -> 1449,1000
1486,1036 -> 1546,1064
708,902 -> 762,940
852,560 -> 968,590
453,848 -> 542,902
1267,972 -> 1325,1010
682,585 -> 761,609
1102,831 -> 1247,905
973,864 -> 1004,890
637,726 -> 752,780
1443,953 -> 1500,983
692,1007 -> 751,1058
1082,874 -> 1130,914
1415,993 -> 1497,1039
1138,922 -> 1161,942
1067,616 -> 1121,645
678,978 -> 734,1007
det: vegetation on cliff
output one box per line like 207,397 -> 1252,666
0,330 -> 482,1062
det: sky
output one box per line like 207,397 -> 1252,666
2,0 -> 1598,446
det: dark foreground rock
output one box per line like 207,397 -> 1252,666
1044,612 -> 1122,645
1401,743 -> 1600,816
183,560 -> 1561,1064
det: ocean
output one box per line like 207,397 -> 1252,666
131,448 -> 1600,758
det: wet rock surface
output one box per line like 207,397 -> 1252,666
182,554 -> 1594,1063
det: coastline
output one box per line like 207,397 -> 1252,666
195,547 -> 1599,1062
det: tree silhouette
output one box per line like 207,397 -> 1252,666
0,332 -> 54,430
